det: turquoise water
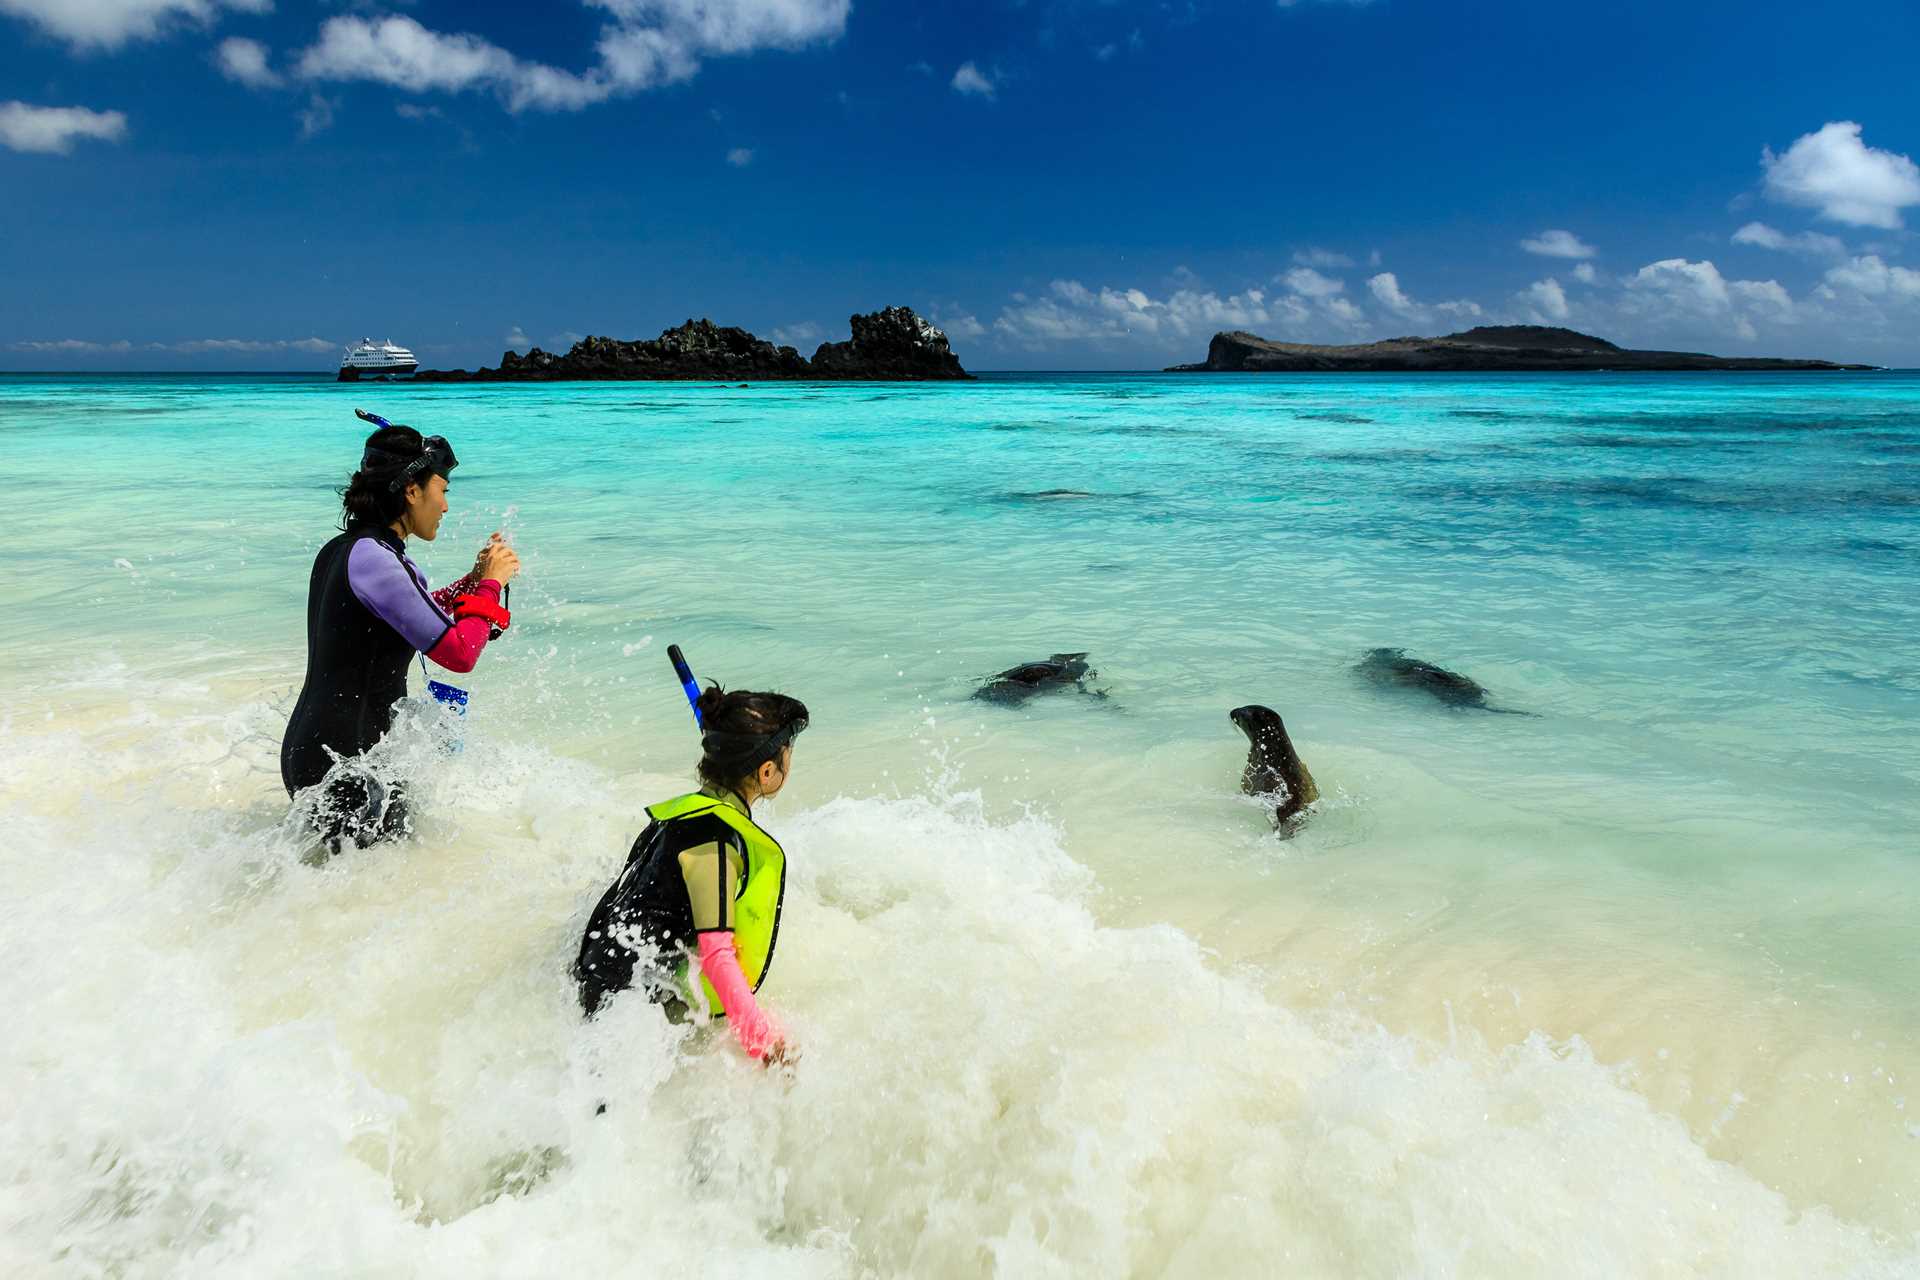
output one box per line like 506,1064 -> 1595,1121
3,372 -> 1918,1275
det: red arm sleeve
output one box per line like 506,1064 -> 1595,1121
423,579 -> 500,674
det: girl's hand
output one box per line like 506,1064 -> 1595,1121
477,537 -> 520,585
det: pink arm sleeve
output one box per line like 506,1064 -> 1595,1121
697,932 -> 782,1061
423,579 -> 500,674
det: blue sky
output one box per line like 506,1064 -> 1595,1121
4,0 -> 1918,370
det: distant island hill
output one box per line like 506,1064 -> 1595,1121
1168,325 -> 1875,373
413,305 -> 971,382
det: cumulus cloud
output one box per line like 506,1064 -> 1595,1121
505,326 -> 531,351
395,102 -> 444,121
0,101 -> 128,154
297,1 -> 850,113
1730,220 -> 1847,258
1822,254 -> 1920,302
951,61 -> 994,98
1622,257 -> 1800,341
298,93 -> 336,138
993,279 -> 1297,346
1281,266 -> 1345,298
726,146 -> 754,166
1367,272 -> 1482,324
1626,259 -> 1728,314
9,335 -> 334,354
932,312 -> 987,340
1762,121 -> 1920,230
770,321 -> 822,346
1571,262 -> 1598,284
0,0 -> 268,51
1520,229 -> 1596,259
1519,278 -> 1570,322
1292,247 -> 1354,269
216,36 -> 279,89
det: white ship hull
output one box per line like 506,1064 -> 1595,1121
338,338 -> 419,382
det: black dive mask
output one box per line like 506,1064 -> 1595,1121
354,408 -> 458,491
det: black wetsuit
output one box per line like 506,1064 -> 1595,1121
281,524 -> 440,849
574,811 -> 744,1016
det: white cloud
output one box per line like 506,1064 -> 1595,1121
395,102 -> 443,121
1367,271 -> 1483,325
1571,262 -> 1598,284
298,1 -> 850,113
298,93 -> 336,138
1823,254 -> 1920,302
1292,247 -> 1354,269
1730,220 -> 1847,258
1367,271 -> 1416,315
951,61 -> 994,98
9,338 -> 135,353
770,321 -> 822,346
505,326 -> 531,351
1323,296 -> 1366,329
216,36 -> 279,89
1762,121 -> 1920,230
993,279 -> 1295,347
1282,266 -> 1345,298
1729,279 -> 1794,319
1627,259 -> 1728,314
0,101 -> 128,154
0,0 -> 268,51
1620,257 -> 1803,341
1519,278 -> 1570,322
10,336 -> 333,354
1520,229 -> 1596,259
172,337 -> 336,353
726,146 -> 754,166
932,312 -> 986,340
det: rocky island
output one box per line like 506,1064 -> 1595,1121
1168,325 -> 1874,373
414,305 -> 971,382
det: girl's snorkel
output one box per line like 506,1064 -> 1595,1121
668,644 -> 704,727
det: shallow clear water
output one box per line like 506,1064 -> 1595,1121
3,371 -> 1918,1276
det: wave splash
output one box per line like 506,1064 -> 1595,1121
1,678 -> 1913,1278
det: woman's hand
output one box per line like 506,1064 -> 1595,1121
475,534 -> 520,586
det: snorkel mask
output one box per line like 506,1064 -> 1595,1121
354,407 -> 459,491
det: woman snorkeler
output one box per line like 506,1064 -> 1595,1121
280,411 -> 519,852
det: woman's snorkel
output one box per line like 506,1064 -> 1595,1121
668,644 -> 704,727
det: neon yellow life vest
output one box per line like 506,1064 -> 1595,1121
645,791 -> 787,1016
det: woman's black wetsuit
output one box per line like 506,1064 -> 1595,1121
281,523 -> 499,848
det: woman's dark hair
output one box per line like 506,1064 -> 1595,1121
695,684 -> 810,793
339,425 -> 424,530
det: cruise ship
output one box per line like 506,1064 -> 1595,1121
337,338 -> 418,381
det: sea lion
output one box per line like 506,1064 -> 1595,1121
1230,705 -> 1318,834
1356,647 -> 1522,713
974,653 -> 1097,705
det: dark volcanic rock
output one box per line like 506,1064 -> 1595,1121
415,306 -> 972,382
1168,324 -> 1874,373
810,305 -> 969,379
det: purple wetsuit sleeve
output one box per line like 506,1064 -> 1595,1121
346,537 -> 454,654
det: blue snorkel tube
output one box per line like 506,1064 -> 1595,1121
668,644 -> 704,726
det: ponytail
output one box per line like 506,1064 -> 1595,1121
695,684 -> 810,793
338,424 -> 426,530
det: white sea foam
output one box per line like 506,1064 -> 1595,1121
4,678 -> 1916,1277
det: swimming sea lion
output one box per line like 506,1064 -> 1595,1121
974,653 -> 1096,705
1356,647 -> 1522,713
1229,705 -> 1318,833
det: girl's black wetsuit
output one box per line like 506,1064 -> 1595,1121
281,523 -> 501,848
